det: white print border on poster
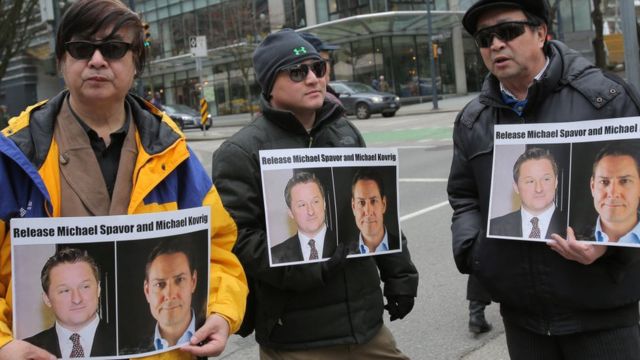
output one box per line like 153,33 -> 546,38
259,147 -> 398,170
494,116 -> 640,145
10,206 -> 211,359
260,147 -> 401,267
488,116 -> 640,248
10,207 -> 210,245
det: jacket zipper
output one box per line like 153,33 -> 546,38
308,135 -> 313,148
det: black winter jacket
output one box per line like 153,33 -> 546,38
448,41 -> 640,336
212,97 -> 418,350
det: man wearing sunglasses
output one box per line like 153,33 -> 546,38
0,0 -> 247,359
212,29 -> 418,359
448,0 -> 640,358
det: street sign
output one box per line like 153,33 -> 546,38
189,36 -> 208,57
39,0 -> 55,22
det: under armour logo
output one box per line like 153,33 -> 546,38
293,47 -> 307,55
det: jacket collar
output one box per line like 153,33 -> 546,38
6,90 -> 182,169
260,95 -> 345,135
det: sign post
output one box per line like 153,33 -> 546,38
190,36 -> 208,133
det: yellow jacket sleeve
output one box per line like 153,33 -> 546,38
203,185 -> 248,334
0,220 -> 13,349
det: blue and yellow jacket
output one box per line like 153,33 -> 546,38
0,91 -> 247,359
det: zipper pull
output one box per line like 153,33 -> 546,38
308,136 -> 313,148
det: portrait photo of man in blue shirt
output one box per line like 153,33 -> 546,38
349,168 -> 400,254
590,143 -> 640,245
143,239 -> 198,350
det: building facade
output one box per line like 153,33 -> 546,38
0,0 -> 631,116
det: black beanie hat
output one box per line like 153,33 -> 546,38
253,28 -> 322,98
462,0 -> 550,35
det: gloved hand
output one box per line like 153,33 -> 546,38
320,241 -> 352,280
384,295 -> 415,321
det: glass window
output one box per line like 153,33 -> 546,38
283,0 -> 307,28
572,0 -> 592,31
209,5 -> 225,46
159,19 -> 173,57
352,38 -> 377,86
196,7 -> 209,39
316,0 -> 330,23
171,17 -> 186,55
390,36 -> 418,97
330,0 -> 370,18
462,36 -> 488,92
371,0 -> 387,12
183,0 -> 194,12
333,43 -> 354,81
559,0 -> 574,32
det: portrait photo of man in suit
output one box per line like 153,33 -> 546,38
143,239 -> 199,351
490,147 -> 567,239
350,168 -> 400,254
24,248 -> 115,358
271,171 -> 336,264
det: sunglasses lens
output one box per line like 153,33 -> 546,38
65,41 -> 131,59
284,61 -> 327,82
67,43 -> 96,59
475,22 -> 528,48
310,61 -> 327,78
288,67 -> 308,82
101,42 -> 130,59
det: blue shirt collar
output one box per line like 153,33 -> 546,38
154,311 -> 196,350
358,229 -> 389,254
594,217 -> 640,245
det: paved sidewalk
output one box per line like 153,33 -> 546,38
184,93 -> 479,142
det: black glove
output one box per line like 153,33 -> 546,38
321,241 -> 351,280
384,295 -> 415,321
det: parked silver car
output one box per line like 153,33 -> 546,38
329,81 -> 401,119
163,104 -> 211,130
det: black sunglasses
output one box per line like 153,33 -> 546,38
280,60 -> 327,82
474,21 -> 537,48
64,40 -> 132,60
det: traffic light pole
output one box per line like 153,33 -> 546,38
425,0 -> 438,110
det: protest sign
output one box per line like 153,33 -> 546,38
489,117 -> 640,247
11,207 -> 210,358
260,147 -> 401,266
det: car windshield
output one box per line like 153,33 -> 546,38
346,83 -> 376,93
164,104 -> 196,114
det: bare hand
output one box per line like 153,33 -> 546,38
548,227 -> 607,265
0,339 -> 56,360
181,313 -> 230,357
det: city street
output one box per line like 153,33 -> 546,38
185,96 -> 510,359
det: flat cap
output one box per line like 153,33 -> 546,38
462,0 -> 550,35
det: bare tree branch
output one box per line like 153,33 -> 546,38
0,0 -> 39,81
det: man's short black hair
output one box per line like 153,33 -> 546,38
284,171 -> 325,209
145,238 -> 195,280
592,143 -> 640,177
41,248 -> 100,294
56,0 -> 146,75
351,168 -> 386,198
512,147 -> 558,183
